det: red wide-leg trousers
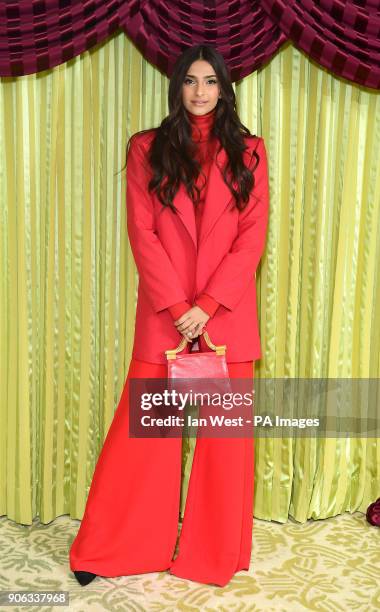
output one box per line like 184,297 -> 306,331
69,354 -> 255,587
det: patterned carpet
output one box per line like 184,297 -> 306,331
0,512 -> 379,612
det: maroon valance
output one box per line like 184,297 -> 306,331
120,1 -> 287,82
261,0 -> 380,89
0,1 -> 124,77
0,1 -> 379,89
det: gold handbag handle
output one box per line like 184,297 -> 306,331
165,329 -> 226,360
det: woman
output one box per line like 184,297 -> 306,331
69,44 -> 269,588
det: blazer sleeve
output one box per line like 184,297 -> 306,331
194,293 -> 220,318
168,300 -> 191,320
201,137 -> 269,311
126,135 -> 189,313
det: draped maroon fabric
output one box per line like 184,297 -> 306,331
0,1 -> 285,80
0,1 -> 378,88
120,1 -> 286,81
0,0 -> 123,77
261,0 -> 380,89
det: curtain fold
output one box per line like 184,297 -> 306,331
0,32 -> 379,525
120,0 -> 287,82
261,0 -> 380,89
0,0 -> 123,77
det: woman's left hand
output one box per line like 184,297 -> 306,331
174,305 -> 210,340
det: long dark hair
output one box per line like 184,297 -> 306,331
119,44 -> 260,213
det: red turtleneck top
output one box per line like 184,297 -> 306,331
167,107 -> 220,321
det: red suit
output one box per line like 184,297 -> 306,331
126,109 -> 269,363
69,107 -> 269,586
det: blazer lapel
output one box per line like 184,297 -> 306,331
198,147 -> 233,248
173,145 -> 233,251
173,182 -> 198,251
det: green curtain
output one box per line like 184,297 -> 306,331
0,33 -> 379,525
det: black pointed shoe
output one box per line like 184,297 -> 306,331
73,570 -> 97,586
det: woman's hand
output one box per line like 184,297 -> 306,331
174,305 -> 210,340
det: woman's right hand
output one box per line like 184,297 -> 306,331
174,305 -> 210,341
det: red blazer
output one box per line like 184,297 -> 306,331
126,130 -> 269,364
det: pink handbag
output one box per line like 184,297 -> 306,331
164,331 -> 254,438
165,330 -> 232,396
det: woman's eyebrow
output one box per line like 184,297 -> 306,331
185,74 -> 217,78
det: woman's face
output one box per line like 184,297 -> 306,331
182,59 -> 221,115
